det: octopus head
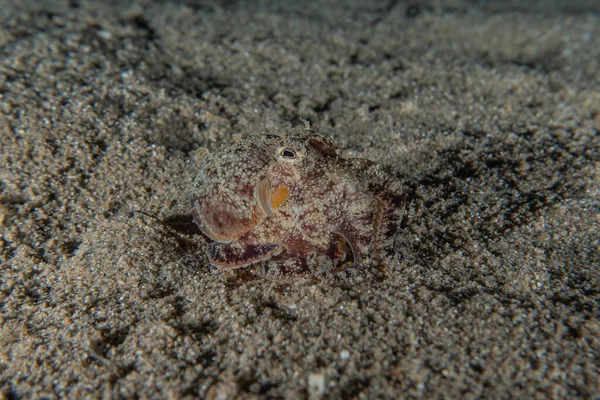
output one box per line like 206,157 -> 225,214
190,132 -> 338,243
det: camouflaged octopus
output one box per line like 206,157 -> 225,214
189,129 -> 405,279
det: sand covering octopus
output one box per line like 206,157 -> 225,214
189,129 -> 405,279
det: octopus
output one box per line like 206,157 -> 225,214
189,129 -> 405,279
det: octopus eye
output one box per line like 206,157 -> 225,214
280,148 -> 297,159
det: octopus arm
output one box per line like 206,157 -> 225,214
209,242 -> 285,269
207,205 -> 297,269
334,202 -> 378,267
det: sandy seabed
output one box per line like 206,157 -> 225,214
1,0 -> 599,398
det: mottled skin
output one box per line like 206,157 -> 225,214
189,129 -> 405,279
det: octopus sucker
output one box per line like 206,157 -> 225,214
189,129 -> 405,279
210,242 -> 286,269
269,187 -> 289,209
255,178 -> 289,216
331,232 -> 355,272
255,178 -> 273,215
